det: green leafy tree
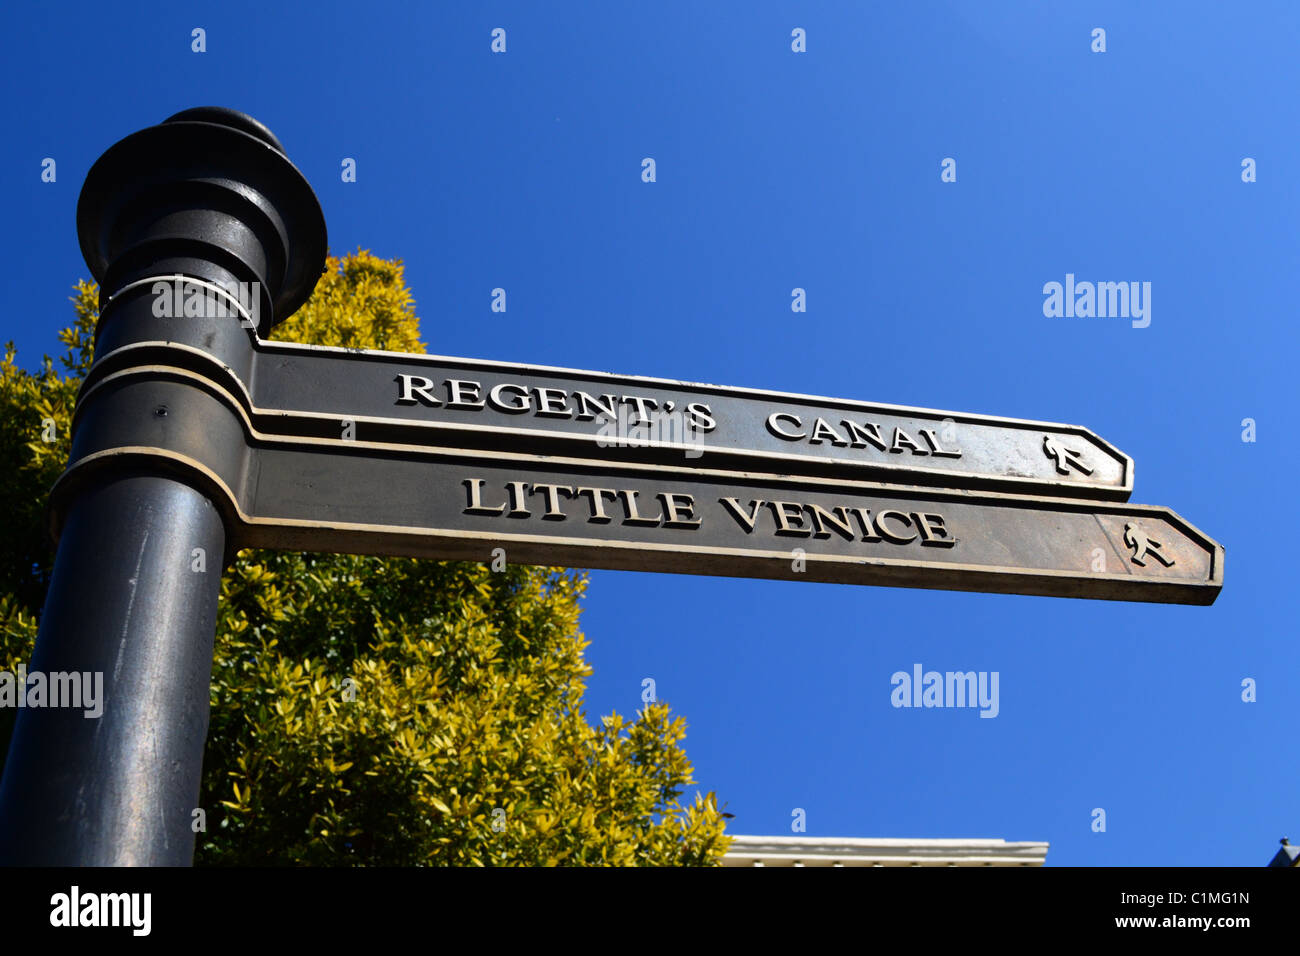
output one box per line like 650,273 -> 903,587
0,251 -> 730,865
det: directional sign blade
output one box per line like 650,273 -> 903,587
245,453 -> 1220,603
84,333 -> 1135,500
59,372 -> 1220,604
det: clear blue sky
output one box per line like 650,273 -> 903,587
2,1 -> 1295,866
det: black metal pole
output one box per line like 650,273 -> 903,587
0,476 -> 226,865
0,108 -> 325,865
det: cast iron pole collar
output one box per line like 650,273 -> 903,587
76,107 -> 327,336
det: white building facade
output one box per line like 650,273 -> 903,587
723,835 -> 1049,867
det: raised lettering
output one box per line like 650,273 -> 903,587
574,487 -> 618,523
842,420 -> 888,452
533,387 -> 573,418
530,483 -> 571,518
847,507 -> 883,541
619,489 -> 662,526
767,501 -> 811,537
463,478 -> 505,515
875,510 -> 918,544
914,512 -> 957,548
720,497 -> 765,533
396,374 -> 441,406
806,503 -> 856,540
889,428 -> 926,455
808,417 -> 849,447
487,382 -> 531,413
658,492 -> 702,528
622,395 -> 658,425
767,413 -> 805,441
685,402 -> 717,432
445,379 -> 486,409
918,429 -> 961,459
505,480 -> 530,517
573,392 -> 618,421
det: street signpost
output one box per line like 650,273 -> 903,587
0,108 -> 1224,866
